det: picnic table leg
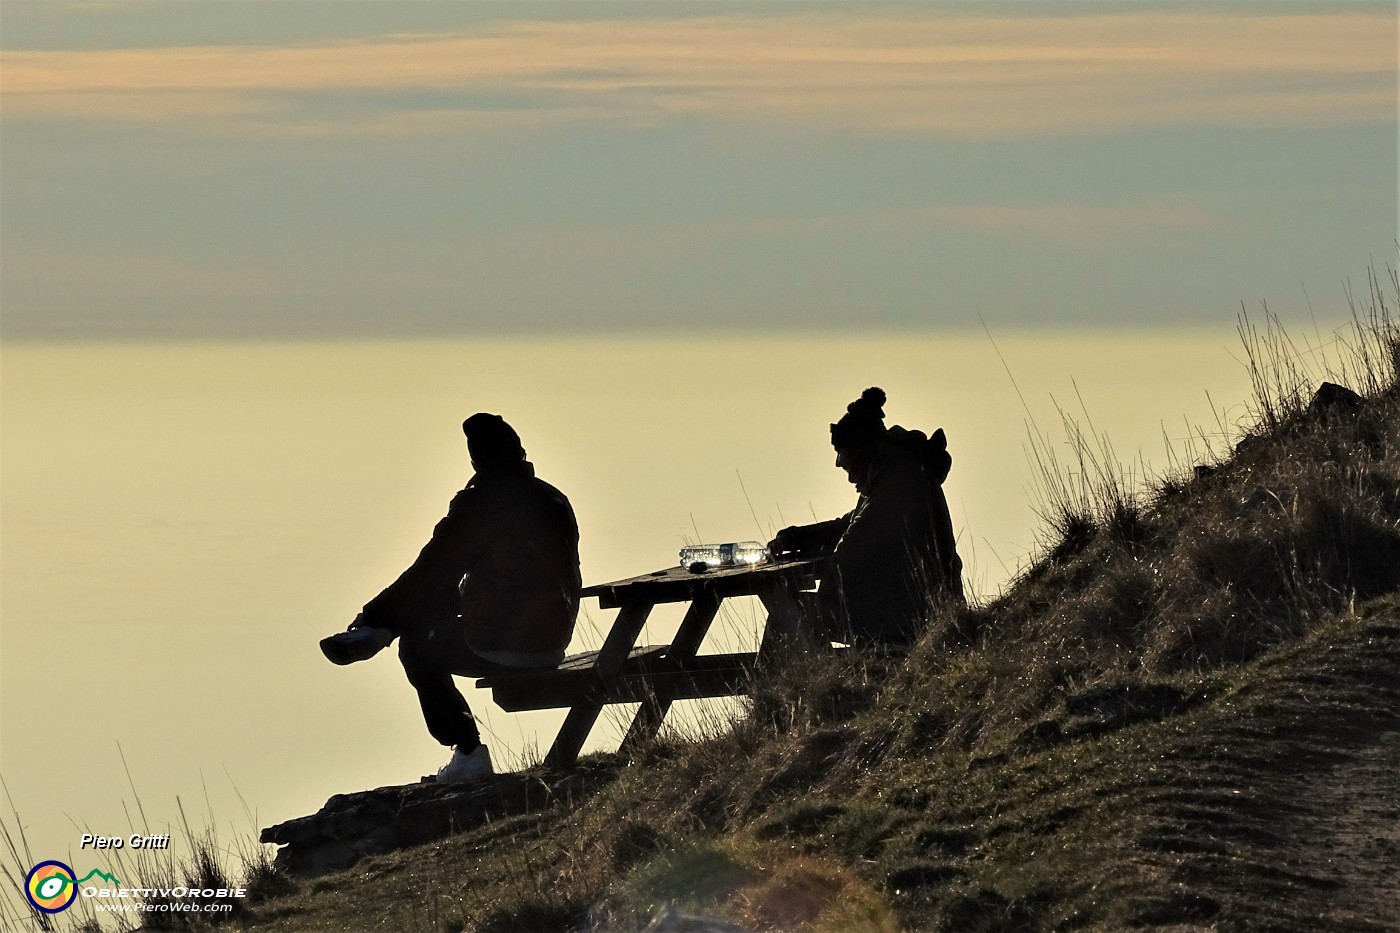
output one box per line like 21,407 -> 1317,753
755,581 -> 815,660
619,589 -> 721,755
544,601 -> 653,770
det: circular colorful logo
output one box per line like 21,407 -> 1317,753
25,860 -> 78,914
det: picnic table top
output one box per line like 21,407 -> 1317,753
581,557 -> 822,609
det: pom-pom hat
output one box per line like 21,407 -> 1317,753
830,387 -> 887,449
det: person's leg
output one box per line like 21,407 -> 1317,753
397,628 -> 491,750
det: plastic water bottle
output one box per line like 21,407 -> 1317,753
679,541 -> 770,569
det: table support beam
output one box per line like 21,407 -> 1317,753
544,601 -> 652,769
618,589 -> 721,755
755,581 -> 815,659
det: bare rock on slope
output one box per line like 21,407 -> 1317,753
261,769 -> 596,877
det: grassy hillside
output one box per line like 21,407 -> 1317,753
228,274 -> 1400,932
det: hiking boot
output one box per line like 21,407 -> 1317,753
319,626 -> 395,665
436,745 -> 493,784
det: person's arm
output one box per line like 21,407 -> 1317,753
359,489 -> 482,631
767,513 -> 851,559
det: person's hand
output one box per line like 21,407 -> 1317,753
767,526 -> 797,557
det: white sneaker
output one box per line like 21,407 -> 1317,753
436,745 -> 494,784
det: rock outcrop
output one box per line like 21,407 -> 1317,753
261,768 -> 603,877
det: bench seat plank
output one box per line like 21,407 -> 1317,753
550,644 -> 669,673
477,649 -> 758,712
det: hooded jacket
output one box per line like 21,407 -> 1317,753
783,426 -> 962,647
360,460 -> 581,658
823,432 -> 939,646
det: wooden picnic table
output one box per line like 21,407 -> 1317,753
476,557 -> 823,769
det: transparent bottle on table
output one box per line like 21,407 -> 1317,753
679,541 -> 770,569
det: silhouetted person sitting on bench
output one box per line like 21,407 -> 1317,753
767,387 -> 963,649
320,413 -> 581,783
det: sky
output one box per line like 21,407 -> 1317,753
1,1 -> 1395,341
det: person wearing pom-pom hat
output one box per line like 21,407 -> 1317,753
768,387 -> 963,647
